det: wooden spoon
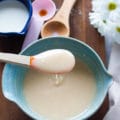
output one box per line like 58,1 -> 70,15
0,49 -> 75,73
41,0 -> 76,38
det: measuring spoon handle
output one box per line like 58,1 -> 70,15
22,16 -> 43,49
53,0 -> 76,24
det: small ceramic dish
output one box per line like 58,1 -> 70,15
2,37 -> 112,119
0,0 -> 32,36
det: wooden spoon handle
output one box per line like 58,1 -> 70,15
0,53 -> 30,66
53,0 -> 76,24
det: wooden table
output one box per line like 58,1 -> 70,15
0,0 -> 108,119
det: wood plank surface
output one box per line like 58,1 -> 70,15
0,0 -> 108,119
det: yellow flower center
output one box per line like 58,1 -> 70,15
116,27 -> 120,33
108,2 -> 117,11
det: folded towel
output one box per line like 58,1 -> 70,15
104,42 -> 120,120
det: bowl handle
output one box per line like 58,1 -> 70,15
104,71 -> 113,89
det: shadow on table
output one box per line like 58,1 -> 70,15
0,35 -> 24,53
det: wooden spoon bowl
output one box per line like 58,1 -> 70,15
41,0 -> 77,38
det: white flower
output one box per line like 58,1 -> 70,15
89,0 -> 120,43
89,12 -> 107,36
105,20 -> 120,43
109,10 -> 120,22
91,0 -> 120,21
92,0 -> 120,13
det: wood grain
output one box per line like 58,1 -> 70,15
0,0 -> 108,120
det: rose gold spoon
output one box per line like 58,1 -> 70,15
0,49 -> 75,73
41,0 -> 76,38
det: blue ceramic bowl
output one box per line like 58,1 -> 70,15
0,0 -> 32,36
2,37 -> 112,119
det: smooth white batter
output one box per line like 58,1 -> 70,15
0,0 -> 29,32
24,60 -> 96,120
